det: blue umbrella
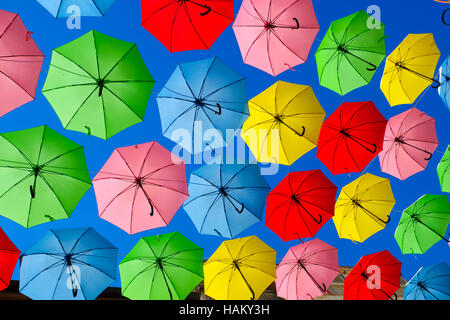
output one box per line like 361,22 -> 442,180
157,57 -> 248,155
439,55 -> 450,110
405,263 -> 450,300
183,164 -> 270,238
19,227 -> 117,300
37,0 -> 116,18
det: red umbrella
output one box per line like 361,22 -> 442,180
344,250 -> 401,300
141,0 -> 234,52
317,101 -> 387,175
0,10 -> 44,118
265,170 -> 337,241
0,227 -> 20,291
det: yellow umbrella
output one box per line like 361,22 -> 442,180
204,236 -> 276,300
333,173 -> 396,243
241,81 -> 326,165
380,33 -> 441,106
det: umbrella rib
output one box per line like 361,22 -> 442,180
271,0 -> 305,23
163,260 -> 203,278
20,258 -> 65,292
142,0 -> 178,25
54,50 -> 98,80
265,197 -> 291,222
70,256 -> 116,280
243,29 -> 268,63
181,2 -> 208,49
64,87 -> 99,128
102,44 -> 137,81
203,78 -> 247,102
45,63 -> 93,80
103,86 -> 145,120
0,14 -> 18,38
39,168 -> 92,186
42,83 -> 97,93
91,0 -> 104,15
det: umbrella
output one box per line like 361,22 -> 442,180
0,125 -> 91,228
42,30 -> 155,140
204,235 -> 276,300
157,57 -> 248,155
317,101 -> 387,175
183,163 -> 270,238
333,173 -> 396,243
19,227 -> 117,300
394,194 -> 450,255
378,107 -> 438,180
93,142 -> 189,235
405,263 -> 450,300
265,170 -> 337,241
241,81 -> 326,165
233,0 -> 319,76
0,10 -> 44,118
119,232 -> 203,300
0,227 -> 20,291
37,0 -> 116,17
315,10 -> 386,96
276,239 -> 339,300
438,145 -> 450,193
141,0 -> 233,52
344,250 -> 402,300
438,55 -> 450,109
380,33 -> 441,106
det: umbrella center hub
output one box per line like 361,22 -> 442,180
219,186 -> 227,195
445,75 -> 450,82
65,254 -> 73,264
264,21 -> 275,29
32,165 -> 43,176
340,128 -> 350,137
394,137 -> 404,144
274,114 -> 284,122
194,98 -> 205,107
337,45 -> 348,53
291,194 -> 301,204
135,177 -> 143,185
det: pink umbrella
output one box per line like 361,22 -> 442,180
0,10 -> 44,117
93,142 -> 189,235
233,0 -> 319,76
378,107 -> 439,180
276,239 -> 339,300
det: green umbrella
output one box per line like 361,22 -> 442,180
42,30 -> 155,140
438,145 -> 450,193
315,10 -> 386,95
395,194 -> 450,254
0,126 -> 91,228
119,232 -> 204,300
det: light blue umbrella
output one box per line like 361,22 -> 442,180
157,57 -> 248,155
439,55 -> 450,110
405,263 -> 450,300
19,227 -> 117,300
183,164 -> 270,238
37,0 -> 116,18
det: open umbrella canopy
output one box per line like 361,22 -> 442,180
380,33 -> 441,106
19,227 -> 117,300
0,227 -> 20,291
405,263 -> 450,300
183,163 -> 270,238
0,10 -> 44,118
438,55 -> 450,110
265,170 -> 337,241
37,0 -> 116,17
276,239 -> 339,300
204,235 -> 276,300
42,30 -> 155,140
93,141 -> 189,235
378,107 -> 439,180
0,125 -> 91,228
119,232 -> 203,300
241,81 -> 326,165
333,173 -> 396,243
394,194 -> 450,255
344,250 -> 402,300
438,145 -> 450,193
141,0 -> 234,52
315,10 -> 386,96
233,0 -> 319,76
317,101 -> 387,175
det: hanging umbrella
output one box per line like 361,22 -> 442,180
119,232 -> 203,300
141,0 -> 233,52
233,0 -> 319,76
19,227 -> 117,300
0,227 -> 20,291
438,145 -> 450,193
378,107 -> 438,180
438,55 -> 450,109
0,125 -> 91,228
183,163 -> 270,238
265,170 -> 337,241
344,250 -> 401,300
276,239 -> 339,300
42,30 -> 155,140
315,10 -> 386,96
317,101 -> 387,175
157,57 -> 248,155
333,173 -> 396,243
93,142 -> 189,235
394,194 -> 450,255
380,33 -> 441,106
405,263 -> 450,300
241,81 -> 326,165
0,10 -> 44,118
37,0 -> 116,17
204,235 -> 276,300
